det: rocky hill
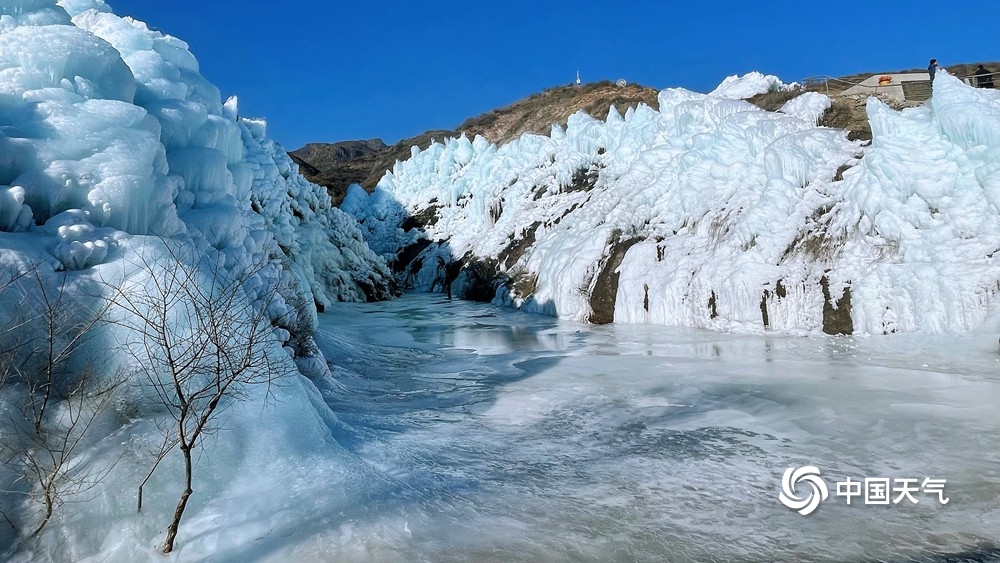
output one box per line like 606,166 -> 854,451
290,81 -> 659,204
289,139 -> 388,203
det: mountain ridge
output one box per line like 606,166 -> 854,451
290,80 -> 660,204
294,63 -> 1000,205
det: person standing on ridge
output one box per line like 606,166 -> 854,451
928,58 -> 939,80
975,65 -> 994,88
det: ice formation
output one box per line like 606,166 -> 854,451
0,0 -> 393,357
0,1 -> 394,556
347,74 -> 1000,335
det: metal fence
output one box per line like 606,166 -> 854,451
799,70 -> 999,102
965,71 -> 1000,88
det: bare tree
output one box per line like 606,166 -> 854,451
0,259 -> 38,389
16,367 -> 122,537
0,264 -> 123,538
107,239 -> 294,553
0,260 -> 29,535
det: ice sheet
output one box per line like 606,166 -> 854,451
300,294 -> 1000,563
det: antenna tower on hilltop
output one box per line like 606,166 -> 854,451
576,70 -> 581,86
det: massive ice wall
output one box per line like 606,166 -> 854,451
0,1 -> 398,557
346,73 -> 1000,335
0,0 -> 394,364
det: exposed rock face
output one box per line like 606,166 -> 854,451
588,233 -> 642,325
820,275 -> 853,335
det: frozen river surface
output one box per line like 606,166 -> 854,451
310,294 -> 1000,562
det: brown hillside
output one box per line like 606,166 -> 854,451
289,139 -> 387,204
456,81 -> 659,145
291,81 -> 659,204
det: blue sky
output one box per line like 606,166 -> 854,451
108,0 -> 993,151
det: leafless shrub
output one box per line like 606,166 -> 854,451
105,239 -> 295,553
0,264 -> 123,538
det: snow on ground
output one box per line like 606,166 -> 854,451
779,91 -> 832,124
708,71 -> 796,99
346,73 -> 1000,336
